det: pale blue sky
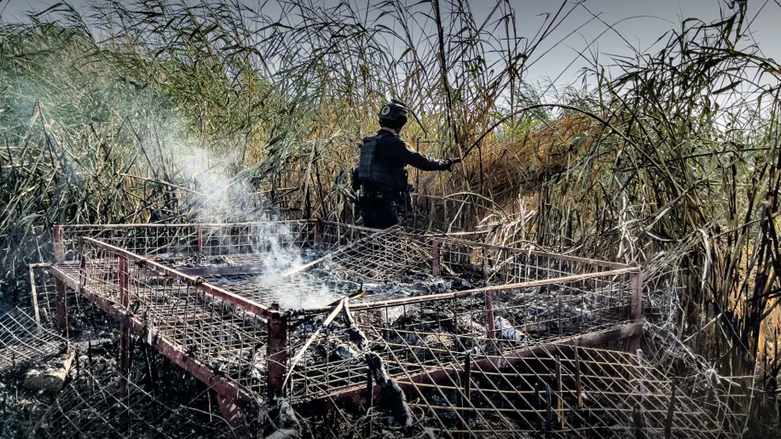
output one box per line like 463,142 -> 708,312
1,0 -> 779,87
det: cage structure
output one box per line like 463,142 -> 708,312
30,359 -> 236,439
44,221 -> 742,438
0,309 -> 67,375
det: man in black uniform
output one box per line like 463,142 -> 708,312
354,102 -> 459,229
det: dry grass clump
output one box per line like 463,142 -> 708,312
463,114 -> 599,210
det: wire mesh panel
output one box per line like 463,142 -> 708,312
48,221 -> 683,438
57,221 -> 316,263
285,264 -> 637,403
57,238 -> 271,397
387,345 -> 744,439
54,222 -> 635,315
58,224 -> 202,260
33,365 -> 235,439
293,344 -> 744,439
0,309 -> 66,374
438,238 -> 629,286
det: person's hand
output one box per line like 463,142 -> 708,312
444,158 -> 461,171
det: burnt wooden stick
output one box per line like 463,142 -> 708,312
432,239 -> 441,277
545,383 -> 553,439
555,355 -> 563,430
27,265 -> 41,326
366,352 -> 411,428
55,275 -> 68,336
664,379 -> 677,439
482,247 -> 489,278
284,299 -> 345,390
118,255 -> 132,402
633,403 -> 647,439
364,368 -> 373,439
777,394 -> 781,430
534,382 -> 543,432
343,300 -> 368,350
485,292 -> 496,342
463,353 -> 472,434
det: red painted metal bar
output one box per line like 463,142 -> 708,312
118,255 -> 131,377
301,321 -> 643,413
436,235 -> 632,270
266,303 -> 288,400
485,292 -> 496,340
432,239 -> 441,277
79,237 -> 272,319
303,267 -> 639,315
50,264 -> 256,404
314,219 -> 323,249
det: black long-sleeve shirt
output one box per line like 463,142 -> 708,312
357,129 -> 448,192
371,129 -> 449,172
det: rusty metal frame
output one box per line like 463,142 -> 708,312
301,266 -> 639,315
298,321 -> 643,414
50,263 -> 256,404
267,303 -> 288,400
48,220 -> 646,438
78,237 -> 273,319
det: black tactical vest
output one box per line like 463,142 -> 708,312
357,135 -> 406,191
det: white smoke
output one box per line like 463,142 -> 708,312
136,104 -> 337,310
247,222 -> 342,310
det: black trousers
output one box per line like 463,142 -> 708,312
360,194 -> 398,229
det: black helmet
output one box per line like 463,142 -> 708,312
378,102 -> 408,130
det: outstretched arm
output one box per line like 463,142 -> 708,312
397,142 -> 450,171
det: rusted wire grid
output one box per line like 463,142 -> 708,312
404,344 -> 736,438
285,270 -> 634,402
55,222 -> 631,311
308,227 -> 629,290
195,225 -> 418,308
437,238 -> 629,286
32,365 -> 236,439
0,308 -> 67,374
305,226 -> 437,284
56,238 -> 272,396
317,221 -> 384,251
300,341 -> 742,438
57,221 -> 317,261
51,222 -> 652,438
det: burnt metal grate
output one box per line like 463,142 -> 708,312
44,220 -> 745,438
